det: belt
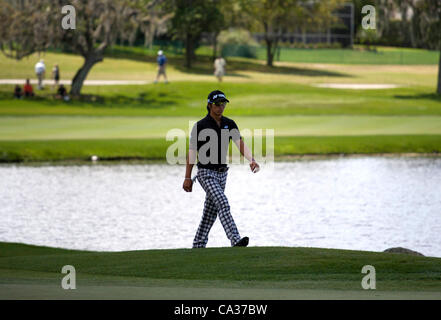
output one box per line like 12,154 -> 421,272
192,167 -> 228,184
201,167 -> 229,173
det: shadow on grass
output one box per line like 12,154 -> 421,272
173,56 -> 351,78
74,94 -> 179,109
0,91 -> 180,110
0,90 -> 49,103
394,93 -> 441,102
105,47 -> 351,78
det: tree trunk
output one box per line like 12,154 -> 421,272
409,19 -> 417,48
265,39 -> 274,67
437,48 -> 441,95
185,33 -> 194,69
212,32 -> 219,60
70,54 -> 103,96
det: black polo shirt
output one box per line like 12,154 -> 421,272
189,114 -> 242,169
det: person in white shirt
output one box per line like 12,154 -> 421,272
214,56 -> 226,82
35,59 -> 46,90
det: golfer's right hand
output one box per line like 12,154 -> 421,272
183,179 -> 193,192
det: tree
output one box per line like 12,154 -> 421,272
0,0 -> 148,95
211,0 -> 238,60
304,0 -> 348,44
63,0 -> 135,95
0,0 -> 59,60
135,0 -> 173,49
239,0 -> 296,67
169,0 -> 224,68
239,0 -> 346,67
393,0 -> 441,94
414,0 -> 441,94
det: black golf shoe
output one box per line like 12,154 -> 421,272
233,237 -> 249,247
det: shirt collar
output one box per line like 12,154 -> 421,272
206,113 -> 224,124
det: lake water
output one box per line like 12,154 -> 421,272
1,157 -> 440,257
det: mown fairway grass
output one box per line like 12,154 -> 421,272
1,81 -> 440,162
1,242 -> 440,299
0,46 -> 439,87
1,135 -> 440,163
0,48 -> 440,162
195,44 -> 440,64
1,82 -> 441,116
1,116 -> 441,140
255,45 -> 440,65
3,45 -> 436,81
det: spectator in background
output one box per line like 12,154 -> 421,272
24,79 -> 34,98
35,59 -> 46,90
154,50 -> 168,84
14,85 -> 22,99
56,84 -> 70,101
52,64 -> 60,89
214,56 -> 226,82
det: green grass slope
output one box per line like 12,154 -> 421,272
0,242 -> 440,299
1,135 -> 441,163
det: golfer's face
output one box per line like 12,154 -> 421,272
212,102 -> 226,115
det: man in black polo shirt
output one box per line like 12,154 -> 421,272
183,90 -> 260,248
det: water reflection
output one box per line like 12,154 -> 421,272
0,157 -> 440,257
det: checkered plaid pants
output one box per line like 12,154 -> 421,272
193,168 -> 241,248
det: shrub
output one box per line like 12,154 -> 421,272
218,29 -> 258,58
356,28 -> 380,51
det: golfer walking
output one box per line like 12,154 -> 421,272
183,90 -> 260,248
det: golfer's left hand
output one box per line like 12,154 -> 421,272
250,160 -> 260,173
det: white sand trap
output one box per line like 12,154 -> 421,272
314,83 -> 400,89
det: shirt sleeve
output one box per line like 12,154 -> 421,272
230,120 -> 241,142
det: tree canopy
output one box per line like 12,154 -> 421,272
0,0 -> 171,95
1,0 -> 439,93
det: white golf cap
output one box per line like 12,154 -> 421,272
158,50 -> 163,55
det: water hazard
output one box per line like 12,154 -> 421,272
1,157 -> 440,257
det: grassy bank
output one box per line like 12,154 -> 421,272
0,242 -> 440,299
1,82 -> 441,117
255,46 -> 440,65
2,116 -> 441,140
110,44 -> 440,65
1,135 -> 440,163
1,45 -> 438,81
